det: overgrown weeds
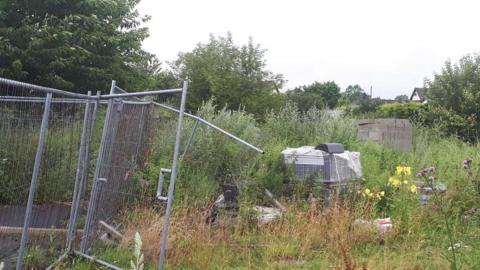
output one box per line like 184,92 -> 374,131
57,101 -> 480,269
119,201 -> 380,269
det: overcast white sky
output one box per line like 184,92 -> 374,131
138,0 -> 480,99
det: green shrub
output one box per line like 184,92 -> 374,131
424,53 -> 480,143
375,102 -> 425,121
140,100 -> 358,205
420,105 -> 480,143
342,102 -> 426,122
24,245 -> 48,270
341,98 -> 383,117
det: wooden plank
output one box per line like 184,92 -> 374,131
0,226 -> 82,236
264,189 -> 287,212
98,220 -> 123,241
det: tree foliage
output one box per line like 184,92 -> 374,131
423,53 -> 480,142
303,81 -> 341,108
0,0 -> 157,92
394,94 -> 409,102
339,84 -> 369,106
286,88 -> 325,112
171,33 -> 285,119
286,81 -> 341,111
342,97 -> 383,116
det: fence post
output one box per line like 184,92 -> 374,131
181,119 -> 200,161
158,80 -> 188,270
16,93 -> 53,270
134,105 -> 147,161
80,82 -> 116,253
66,91 -> 94,250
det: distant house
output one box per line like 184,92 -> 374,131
410,88 -> 428,103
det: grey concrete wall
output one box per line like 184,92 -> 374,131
356,119 -> 412,151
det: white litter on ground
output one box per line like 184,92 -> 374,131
354,217 -> 393,233
253,206 -> 282,224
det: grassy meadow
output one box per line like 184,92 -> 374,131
24,102 -> 480,269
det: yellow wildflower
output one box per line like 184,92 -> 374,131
380,191 -> 385,197
410,184 -> 418,193
364,188 -> 371,195
396,166 -> 412,176
403,180 -> 409,185
388,177 -> 394,184
389,176 -> 401,187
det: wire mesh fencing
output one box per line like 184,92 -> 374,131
0,77 -> 261,270
80,98 -> 157,254
0,78 -> 173,269
0,80 -> 91,269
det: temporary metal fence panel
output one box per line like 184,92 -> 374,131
78,83 -> 186,269
0,86 -> 45,268
0,79 -> 157,268
0,82 -> 89,269
80,94 -> 156,253
66,91 -> 99,252
0,77 -> 264,270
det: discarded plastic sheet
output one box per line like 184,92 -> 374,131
374,218 -> 393,233
254,206 -> 282,224
214,194 -> 226,208
354,217 -> 393,233
448,242 -> 468,250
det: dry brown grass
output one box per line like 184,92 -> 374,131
119,199 -> 409,269
116,196 -> 455,270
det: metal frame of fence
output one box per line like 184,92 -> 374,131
0,77 -> 263,270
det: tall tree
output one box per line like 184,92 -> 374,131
303,81 -> 341,108
286,81 -> 341,111
0,0 -> 156,92
339,84 -> 369,105
286,88 -> 325,112
171,33 -> 285,119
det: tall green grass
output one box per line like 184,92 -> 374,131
124,101 -> 480,269
0,106 -> 87,204
138,101 -> 357,203
6,100 -> 475,269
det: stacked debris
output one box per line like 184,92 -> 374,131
282,143 -> 363,207
208,184 -> 286,225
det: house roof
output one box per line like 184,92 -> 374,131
410,88 -> 427,101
